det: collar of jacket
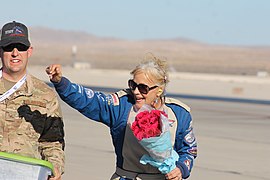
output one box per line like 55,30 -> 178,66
0,74 -> 33,98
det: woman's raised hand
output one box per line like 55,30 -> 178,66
46,64 -> 63,83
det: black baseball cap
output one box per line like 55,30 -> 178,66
0,21 -> 31,47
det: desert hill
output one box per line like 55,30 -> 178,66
28,27 -> 270,75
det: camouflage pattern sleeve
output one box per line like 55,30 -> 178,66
39,93 -> 65,174
39,141 -> 65,174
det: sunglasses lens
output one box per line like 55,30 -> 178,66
128,80 -> 136,90
2,44 -> 29,52
2,46 -> 13,52
128,80 -> 150,94
138,84 -> 148,94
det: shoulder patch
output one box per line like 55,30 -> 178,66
110,89 -> 129,106
165,97 -> 190,112
110,94 -> 119,106
115,89 -> 128,98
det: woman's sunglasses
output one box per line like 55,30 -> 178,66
128,79 -> 158,94
1,43 -> 29,52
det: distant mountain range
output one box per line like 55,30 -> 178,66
29,26 -> 270,75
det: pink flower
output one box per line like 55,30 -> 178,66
131,110 -> 167,141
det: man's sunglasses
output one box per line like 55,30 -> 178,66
1,43 -> 29,52
128,79 -> 158,94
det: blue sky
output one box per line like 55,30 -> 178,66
0,0 -> 269,46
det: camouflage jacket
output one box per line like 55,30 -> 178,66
0,74 -> 65,174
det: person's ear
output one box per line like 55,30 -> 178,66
27,46 -> 33,58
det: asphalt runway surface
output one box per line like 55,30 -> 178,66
60,97 -> 270,180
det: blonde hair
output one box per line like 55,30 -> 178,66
130,53 -> 169,88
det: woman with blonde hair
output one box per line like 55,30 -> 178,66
46,53 -> 197,180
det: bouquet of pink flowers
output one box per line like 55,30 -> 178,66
130,105 -> 179,174
131,109 -> 166,140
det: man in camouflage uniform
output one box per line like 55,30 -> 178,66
0,21 -> 65,180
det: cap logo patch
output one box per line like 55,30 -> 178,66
5,26 -> 25,37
